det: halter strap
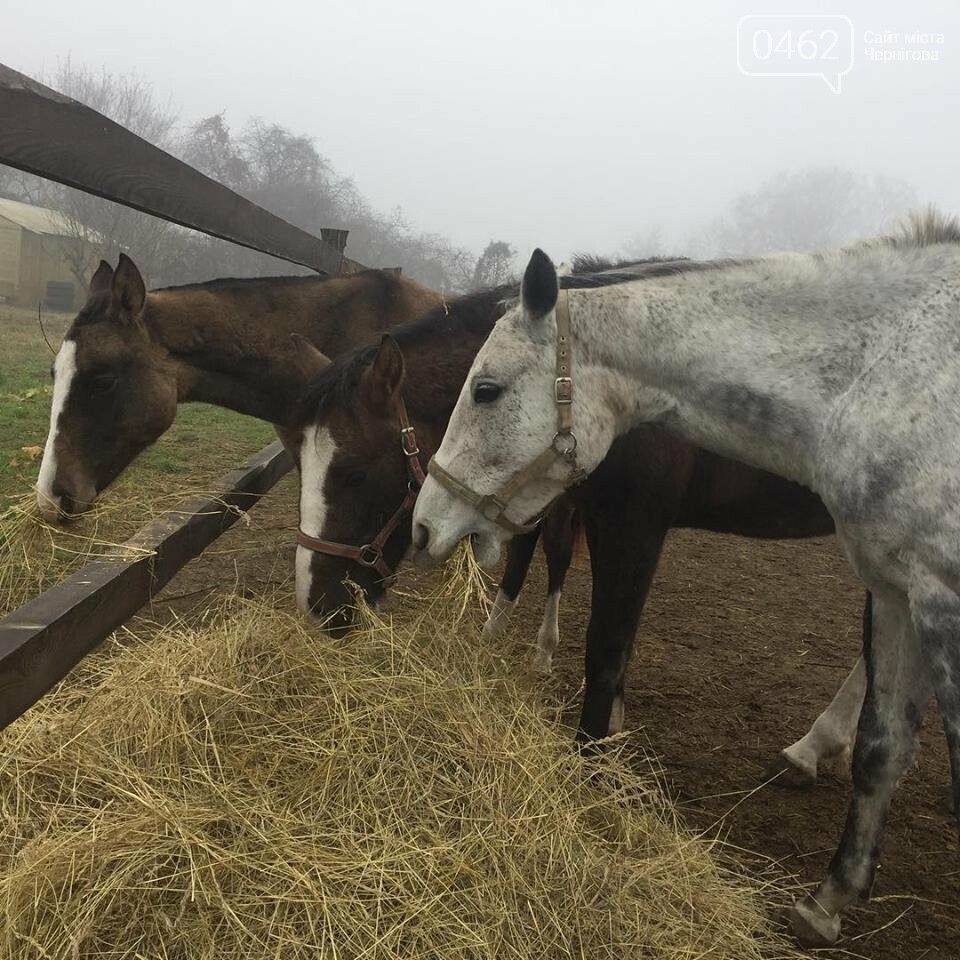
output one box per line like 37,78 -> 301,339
425,458 -> 540,535
396,393 -> 427,487
427,288 -> 584,536
295,393 -> 425,580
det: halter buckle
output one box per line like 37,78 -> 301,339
358,543 -> 383,567
554,377 -> 573,403
400,426 -> 420,457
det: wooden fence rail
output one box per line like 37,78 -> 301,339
0,62 -> 364,275
0,442 -> 293,730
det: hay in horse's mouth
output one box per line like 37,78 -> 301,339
0,553 -> 796,959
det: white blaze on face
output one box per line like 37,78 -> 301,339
295,423 -> 337,616
36,339 -> 78,518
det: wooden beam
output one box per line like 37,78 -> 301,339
0,441 -> 294,730
0,63 -> 357,275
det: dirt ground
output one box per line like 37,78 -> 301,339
135,475 -> 960,960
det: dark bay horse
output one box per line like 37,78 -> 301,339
292,265 -> 862,782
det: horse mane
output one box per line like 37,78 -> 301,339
829,207 -> 960,261
889,206 -> 960,248
295,284 -> 514,424
570,253 -> 688,274
564,256 -> 740,288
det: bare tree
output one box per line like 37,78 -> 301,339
179,113 -> 250,190
27,58 -> 182,287
175,112 -> 478,290
620,223 -> 669,260
470,241 -> 516,290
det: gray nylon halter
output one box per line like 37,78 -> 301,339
427,288 -> 585,536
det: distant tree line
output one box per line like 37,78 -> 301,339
618,167 -> 919,262
0,59 -> 515,293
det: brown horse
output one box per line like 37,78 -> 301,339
36,255 -> 443,519
293,265 -> 863,778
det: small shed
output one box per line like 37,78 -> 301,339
0,198 -> 95,310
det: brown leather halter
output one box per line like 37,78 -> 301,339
427,288 -> 585,535
295,395 -> 427,580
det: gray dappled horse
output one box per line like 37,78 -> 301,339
412,211 -> 960,946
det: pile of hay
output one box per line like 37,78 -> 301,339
0,570 -> 793,959
0,492 -> 152,618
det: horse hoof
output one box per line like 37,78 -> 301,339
482,592 -> 517,641
788,896 -> 841,947
767,748 -> 817,787
531,651 -> 553,675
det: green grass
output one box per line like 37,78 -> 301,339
0,304 -> 275,503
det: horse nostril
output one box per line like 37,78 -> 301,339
411,522 -> 430,552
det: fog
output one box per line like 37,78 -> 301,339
5,0 -> 960,265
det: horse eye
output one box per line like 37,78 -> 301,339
91,375 -> 118,395
473,381 -> 502,404
343,469 -> 367,488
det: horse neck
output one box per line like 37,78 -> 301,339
575,267 -> 858,487
147,275 -> 439,425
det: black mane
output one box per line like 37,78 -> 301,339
570,253 -> 688,274
295,284 -> 513,425
563,254 -> 743,289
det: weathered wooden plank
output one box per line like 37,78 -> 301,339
0,63 -> 353,275
0,441 -> 294,730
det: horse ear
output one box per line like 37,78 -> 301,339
290,333 -> 331,380
521,248 -> 558,320
111,253 -> 146,323
88,259 -> 114,296
110,253 -> 147,323
360,335 -> 405,411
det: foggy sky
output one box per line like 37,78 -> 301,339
5,0 -> 960,262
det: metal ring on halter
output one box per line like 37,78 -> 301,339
551,431 -> 578,459
358,544 -> 383,567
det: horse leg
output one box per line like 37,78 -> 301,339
776,592 -> 870,785
533,499 -> 578,674
577,512 -> 667,742
909,572 -> 960,824
789,585 -> 930,947
482,527 -> 541,640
